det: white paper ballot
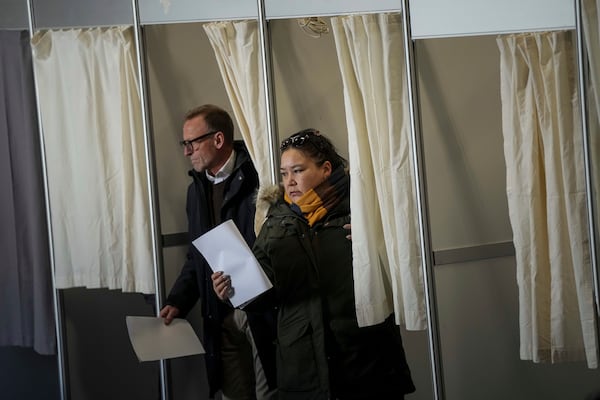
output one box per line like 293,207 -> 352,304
192,219 -> 273,308
126,316 -> 205,362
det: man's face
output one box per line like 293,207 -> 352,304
182,115 -> 218,173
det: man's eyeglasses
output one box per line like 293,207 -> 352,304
280,129 -> 319,151
180,130 -> 219,153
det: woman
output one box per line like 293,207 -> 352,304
213,129 -> 415,399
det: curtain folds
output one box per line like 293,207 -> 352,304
331,13 -> 426,330
203,20 -> 271,232
31,27 -> 155,294
0,30 -> 56,355
497,31 -> 598,368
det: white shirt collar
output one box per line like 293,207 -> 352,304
206,149 -> 236,184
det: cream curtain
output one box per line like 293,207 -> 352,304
31,27 -> 155,294
331,13 -> 426,330
497,31 -> 598,368
203,20 -> 271,232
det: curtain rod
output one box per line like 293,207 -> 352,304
574,0 -> 600,318
264,9 -> 401,20
26,2 -> 68,400
412,25 -> 576,40
130,0 -> 170,398
31,24 -> 131,30
401,0 -> 445,398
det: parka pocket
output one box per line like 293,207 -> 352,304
276,323 -> 319,391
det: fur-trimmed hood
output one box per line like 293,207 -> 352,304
257,183 -> 283,208
254,184 -> 284,233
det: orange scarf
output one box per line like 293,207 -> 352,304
284,167 -> 349,226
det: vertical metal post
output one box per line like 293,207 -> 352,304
130,1 -> 169,399
574,0 -> 600,318
25,1 -> 68,399
401,1 -> 445,399
256,0 -> 279,184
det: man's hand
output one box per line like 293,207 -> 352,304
159,305 -> 180,325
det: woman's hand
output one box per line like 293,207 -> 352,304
211,271 -> 233,301
343,223 -> 352,241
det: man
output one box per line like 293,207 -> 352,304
160,104 -> 277,400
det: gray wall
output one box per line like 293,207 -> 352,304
0,0 -> 28,29
32,0 -> 131,28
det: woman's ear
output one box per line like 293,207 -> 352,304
322,160 -> 333,178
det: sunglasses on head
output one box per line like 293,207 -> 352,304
280,129 -> 320,151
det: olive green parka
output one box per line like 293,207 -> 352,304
252,183 -> 415,400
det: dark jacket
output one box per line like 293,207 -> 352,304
166,141 -> 277,398
252,183 -> 415,400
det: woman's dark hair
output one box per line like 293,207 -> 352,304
280,128 -> 347,170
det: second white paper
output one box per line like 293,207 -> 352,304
126,316 -> 205,362
192,219 -> 272,308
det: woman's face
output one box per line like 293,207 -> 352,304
280,148 -> 332,201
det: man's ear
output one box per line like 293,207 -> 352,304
214,131 -> 225,149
